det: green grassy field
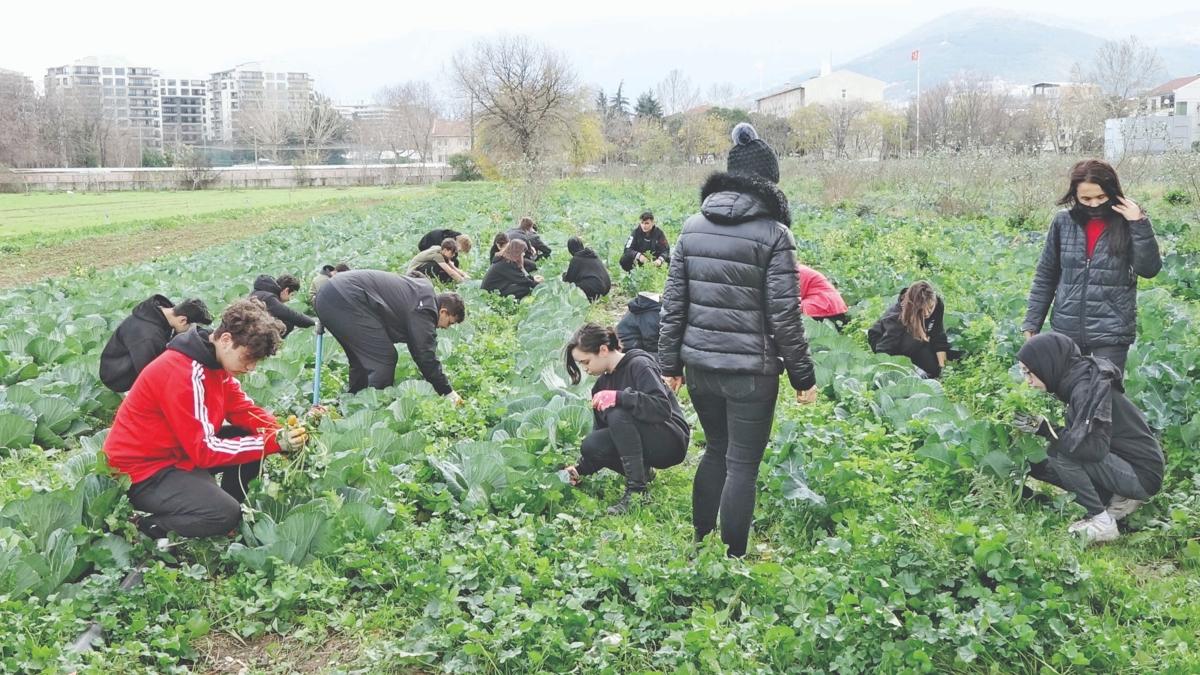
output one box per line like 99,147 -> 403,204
0,187 -> 403,237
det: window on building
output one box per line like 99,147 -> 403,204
115,68 -> 125,75
102,67 -> 112,75
1179,102 -> 1189,116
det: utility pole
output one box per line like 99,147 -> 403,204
913,48 -> 921,158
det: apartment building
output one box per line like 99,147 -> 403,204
208,66 -> 314,142
160,78 -> 208,150
45,57 -> 164,152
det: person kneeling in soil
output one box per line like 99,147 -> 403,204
406,238 -> 470,284
104,299 -> 309,539
867,280 -> 960,378
562,323 -> 690,515
1016,332 -> 1163,544
797,264 -> 850,332
619,211 -> 671,272
616,292 -> 661,356
561,236 -> 611,302
314,270 -> 465,402
250,273 -> 316,338
481,240 -> 543,300
100,295 -> 213,393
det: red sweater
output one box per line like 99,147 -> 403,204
1086,218 -> 1106,259
104,329 -> 281,483
797,264 -> 850,318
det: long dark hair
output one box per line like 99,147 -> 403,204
900,280 -> 937,342
499,239 -> 527,266
1057,159 -> 1131,260
564,322 -> 620,384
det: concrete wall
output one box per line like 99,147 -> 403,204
0,163 -> 452,192
1105,115 -> 1196,160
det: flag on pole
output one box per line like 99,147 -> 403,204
911,49 -> 920,61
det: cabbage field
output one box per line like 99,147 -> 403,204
1,178 -> 1198,673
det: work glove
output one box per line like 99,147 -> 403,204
591,390 -> 618,412
1012,412 -> 1057,439
276,416 -> 309,453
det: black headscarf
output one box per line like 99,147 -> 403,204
1018,332 -> 1124,457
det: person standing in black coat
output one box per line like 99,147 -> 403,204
314,270 -> 465,402
561,236 -> 611,302
867,281 -> 957,379
562,324 -> 689,515
1023,159 -> 1161,372
659,122 -> 817,558
249,274 -> 316,338
99,295 -> 213,392
1016,332 -> 1164,544
481,240 -> 543,300
506,217 -> 552,260
619,211 -> 671,272
616,292 -> 661,355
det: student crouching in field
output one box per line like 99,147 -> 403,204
616,292 -> 661,356
482,240 -> 544,300
867,280 -> 959,379
250,274 -> 316,338
1023,159 -> 1161,373
314,270 -> 465,403
659,122 -> 817,558
506,216 -> 552,260
620,211 -> 671,272
309,263 -> 350,308
1016,332 -> 1164,544
561,236 -> 611,302
406,238 -> 470,284
104,299 -> 309,539
100,295 -> 213,393
797,264 -> 850,331
562,323 -> 689,514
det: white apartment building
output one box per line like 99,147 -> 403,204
431,119 -> 471,163
208,66 -> 314,142
45,57 -> 163,152
160,78 -> 208,150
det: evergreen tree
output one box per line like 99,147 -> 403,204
595,88 -> 609,116
609,81 -> 630,117
635,91 -> 663,119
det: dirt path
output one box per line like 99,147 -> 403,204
0,200 -> 386,289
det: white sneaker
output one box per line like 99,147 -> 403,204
1107,495 -> 1143,521
1067,511 -> 1119,544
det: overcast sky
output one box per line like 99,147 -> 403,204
3,0 -> 1197,101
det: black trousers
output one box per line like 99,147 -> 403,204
576,407 -> 687,478
315,285 -> 398,393
128,459 -> 260,538
687,367 -> 779,557
1029,449 -> 1150,516
414,260 -> 457,284
620,250 -> 655,272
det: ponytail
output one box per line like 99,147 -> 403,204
564,322 -> 621,384
900,280 -> 938,342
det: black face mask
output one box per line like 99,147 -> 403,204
1075,200 -> 1111,219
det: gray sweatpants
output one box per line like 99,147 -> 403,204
1029,450 -> 1150,516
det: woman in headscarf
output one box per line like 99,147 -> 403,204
1016,332 -> 1164,544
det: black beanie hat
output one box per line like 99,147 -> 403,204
727,123 -> 780,184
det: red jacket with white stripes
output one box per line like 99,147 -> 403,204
104,327 -> 281,484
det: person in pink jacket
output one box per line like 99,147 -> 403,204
797,264 -> 850,331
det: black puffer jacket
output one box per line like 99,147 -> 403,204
617,293 -> 661,354
561,247 -> 611,301
658,172 -> 815,391
1023,209 -> 1161,347
250,275 -> 316,337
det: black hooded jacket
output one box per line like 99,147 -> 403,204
658,172 -> 815,391
1023,208 -> 1161,347
867,291 -> 951,358
99,294 -> 176,393
318,271 -> 452,395
506,227 -> 552,259
561,247 -> 611,301
617,293 -> 662,354
250,275 -> 316,337
481,257 -> 539,300
1018,333 -> 1163,495
592,349 -> 689,447
417,228 -> 462,252
624,225 -> 671,262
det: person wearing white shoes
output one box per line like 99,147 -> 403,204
1015,332 -> 1164,544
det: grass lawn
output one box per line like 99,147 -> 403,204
0,186 -> 404,237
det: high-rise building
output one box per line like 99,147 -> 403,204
159,77 -> 208,150
0,67 -> 35,98
208,66 -> 314,143
44,57 -> 163,152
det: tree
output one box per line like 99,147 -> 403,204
656,69 -> 700,116
706,82 -> 738,106
634,91 -> 663,120
290,93 -> 348,164
452,35 -> 577,166
1088,35 -> 1166,118
239,100 -> 289,161
629,117 -> 673,165
748,113 -> 790,156
821,100 -> 867,159
676,112 -> 727,163
609,82 -> 630,117
788,106 -> 830,157
376,81 -> 442,162
595,88 -> 608,115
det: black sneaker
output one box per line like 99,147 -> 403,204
607,489 -> 650,515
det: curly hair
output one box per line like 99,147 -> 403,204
214,298 -> 284,360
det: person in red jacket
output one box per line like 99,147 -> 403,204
796,264 -> 850,331
104,299 -> 310,539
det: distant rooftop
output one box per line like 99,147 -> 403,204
1146,74 -> 1200,97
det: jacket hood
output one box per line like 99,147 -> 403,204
627,293 -> 662,313
253,274 -> 282,296
167,326 -> 221,370
700,172 -> 792,227
573,247 -> 599,259
133,294 -> 174,325
614,348 -> 656,373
